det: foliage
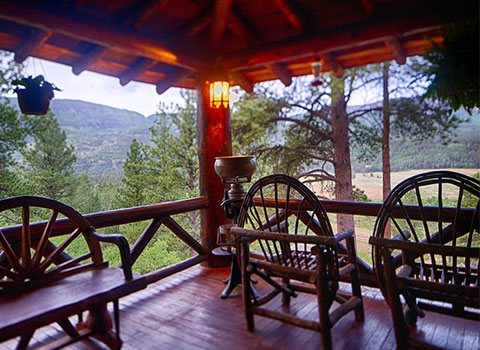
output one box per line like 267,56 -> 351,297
115,139 -> 149,208
0,103 -> 27,197
421,20 -> 479,113
19,113 -> 77,200
13,74 -> 61,100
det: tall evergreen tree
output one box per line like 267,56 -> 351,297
20,113 -> 76,200
115,138 -> 148,208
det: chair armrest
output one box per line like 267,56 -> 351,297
231,226 -> 337,246
369,236 -> 480,259
333,228 -> 354,243
91,230 -> 133,280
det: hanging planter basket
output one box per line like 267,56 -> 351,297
13,75 -> 61,115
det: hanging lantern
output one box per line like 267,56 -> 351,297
209,80 -> 229,108
311,61 -> 323,87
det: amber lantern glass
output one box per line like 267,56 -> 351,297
209,80 -> 229,108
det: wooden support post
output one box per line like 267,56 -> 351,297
197,76 -> 232,267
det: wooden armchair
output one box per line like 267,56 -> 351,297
230,174 -> 364,350
369,171 -> 480,349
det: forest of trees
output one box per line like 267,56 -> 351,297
0,51 -> 477,270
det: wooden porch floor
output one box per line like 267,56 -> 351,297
7,266 -> 479,350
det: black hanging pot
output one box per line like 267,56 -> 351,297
15,86 -> 52,115
13,75 -> 60,115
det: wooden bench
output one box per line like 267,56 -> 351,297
0,196 -> 147,349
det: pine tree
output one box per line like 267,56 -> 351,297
20,113 -> 76,200
115,139 -> 148,208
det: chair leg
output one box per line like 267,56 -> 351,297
241,239 -> 255,331
282,277 -> 291,306
347,236 -> 364,321
383,250 -> 409,350
316,252 -> 333,350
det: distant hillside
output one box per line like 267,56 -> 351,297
7,98 -> 478,180
352,110 -> 480,172
9,98 -> 154,179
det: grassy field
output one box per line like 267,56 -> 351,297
352,168 -> 479,201
320,168 -> 480,264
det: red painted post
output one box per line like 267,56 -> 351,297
197,77 -> 232,267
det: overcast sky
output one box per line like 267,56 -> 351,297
23,58 -> 183,117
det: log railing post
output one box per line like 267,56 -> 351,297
197,75 -> 232,266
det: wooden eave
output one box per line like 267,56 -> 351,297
0,0 -> 476,92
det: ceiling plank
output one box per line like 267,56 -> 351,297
265,63 -> 292,86
221,2 -> 465,71
14,29 -> 51,63
177,10 -> 212,38
275,0 -> 303,33
72,46 -> 107,75
210,0 -> 233,48
126,0 -> 171,29
156,69 -> 191,94
227,9 -> 261,45
361,0 -> 374,13
229,71 -> 253,93
385,37 -> 406,65
322,53 -> 344,77
119,58 -> 157,86
0,1 -> 200,71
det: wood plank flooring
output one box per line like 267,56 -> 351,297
3,266 -> 479,349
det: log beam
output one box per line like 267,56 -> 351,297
155,69 -> 191,94
361,0 -> 374,13
72,46 -> 107,75
275,0 -> 303,33
385,37 -> 406,65
180,11 -> 212,38
220,2 -> 466,70
323,53 -> 344,78
210,0 -> 233,48
128,0 -> 171,29
228,71 -> 254,93
227,9 -> 260,45
119,58 -> 157,86
14,29 -> 51,63
197,76 -> 232,267
265,63 -> 292,86
0,1 -> 200,70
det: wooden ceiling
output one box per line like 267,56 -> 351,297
0,0 -> 476,93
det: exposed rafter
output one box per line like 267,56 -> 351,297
176,9 -> 212,38
72,46 -> 107,75
127,0 -> 171,29
385,37 -> 406,65
119,58 -> 157,86
0,1 -> 200,71
156,69 -> 191,94
323,53 -> 344,78
228,71 -> 253,93
265,63 -> 292,86
210,0 -> 233,48
14,29 -> 51,63
221,4 -> 454,71
227,9 -> 260,45
275,0 -> 303,33
361,0 -> 374,13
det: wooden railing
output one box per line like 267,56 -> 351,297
3,196 -> 474,288
2,197 -> 209,286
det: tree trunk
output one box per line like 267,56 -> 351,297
382,62 -> 391,237
331,76 -> 355,232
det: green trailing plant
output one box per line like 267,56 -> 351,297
422,20 -> 479,113
12,75 -> 61,115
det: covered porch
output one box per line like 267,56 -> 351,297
0,0 -> 478,349
3,265 -> 478,349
